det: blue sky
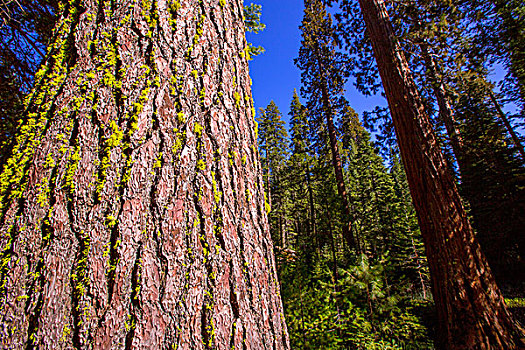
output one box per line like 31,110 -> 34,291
246,0 -> 303,124
246,0 -> 521,139
246,0 -> 387,127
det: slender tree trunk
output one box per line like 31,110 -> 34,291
326,205 -> 339,289
298,282 -> 307,348
419,44 -> 466,166
306,165 -> 319,255
314,51 -> 355,249
410,236 -> 428,300
357,0 -> 524,348
489,91 -> 525,161
0,0 -> 289,349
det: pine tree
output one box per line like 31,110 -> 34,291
461,0 -> 525,110
355,0 -> 524,347
288,89 -> 318,259
389,152 -> 429,298
395,0 -> 525,283
341,111 -> 394,257
296,0 -> 356,249
0,1 -> 289,348
257,101 -> 289,248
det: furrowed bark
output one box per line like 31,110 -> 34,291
0,0 -> 289,349
356,0 -> 525,348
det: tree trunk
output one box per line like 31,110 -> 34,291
314,50 -> 355,249
489,91 -> 525,161
306,166 -> 320,256
357,0 -> 524,348
0,1 -> 289,349
419,44 -> 466,167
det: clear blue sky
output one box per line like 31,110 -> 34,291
246,0 -> 387,127
247,0 -> 522,144
246,0 -> 303,124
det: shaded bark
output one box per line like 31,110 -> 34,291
357,0 -> 525,348
0,0 -> 289,349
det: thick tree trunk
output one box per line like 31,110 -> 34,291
357,0 -> 524,348
0,0 -> 289,349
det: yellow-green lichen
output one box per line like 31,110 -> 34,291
194,122 -> 203,138
234,92 -> 241,108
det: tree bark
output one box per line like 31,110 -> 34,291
356,0 -> 525,348
0,0 -> 289,349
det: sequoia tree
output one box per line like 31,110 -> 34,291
355,0 -> 525,348
0,0 -> 289,349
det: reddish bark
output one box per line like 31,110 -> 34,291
0,0 -> 289,349
357,0 -> 525,348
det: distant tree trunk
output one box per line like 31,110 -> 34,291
419,44 -> 465,166
357,0 -> 525,348
410,236 -> 428,299
0,0 -> 289,349
489,91 -> 525,161
314,49 -> 355,249
306,167 -> 320,255
325,203 -> 339,289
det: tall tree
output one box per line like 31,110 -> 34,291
396,0 -> 525,281
256,101 -> 289,247
288,89 -> 318,258
296,0 -> 356,249
354,0 -> 525,348
0,0 -> 289,348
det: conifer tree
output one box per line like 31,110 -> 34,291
288,89 -> 318,258
0,0 -> 60,162
354,0 -> 524,347
296,0 -> 356,249
394,0 -> 525,282
341,111 -> 394,256
257,101 -> 289,247
461,0 -> 525,110
389,152 -> 429,297
0,1 -> 289,348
